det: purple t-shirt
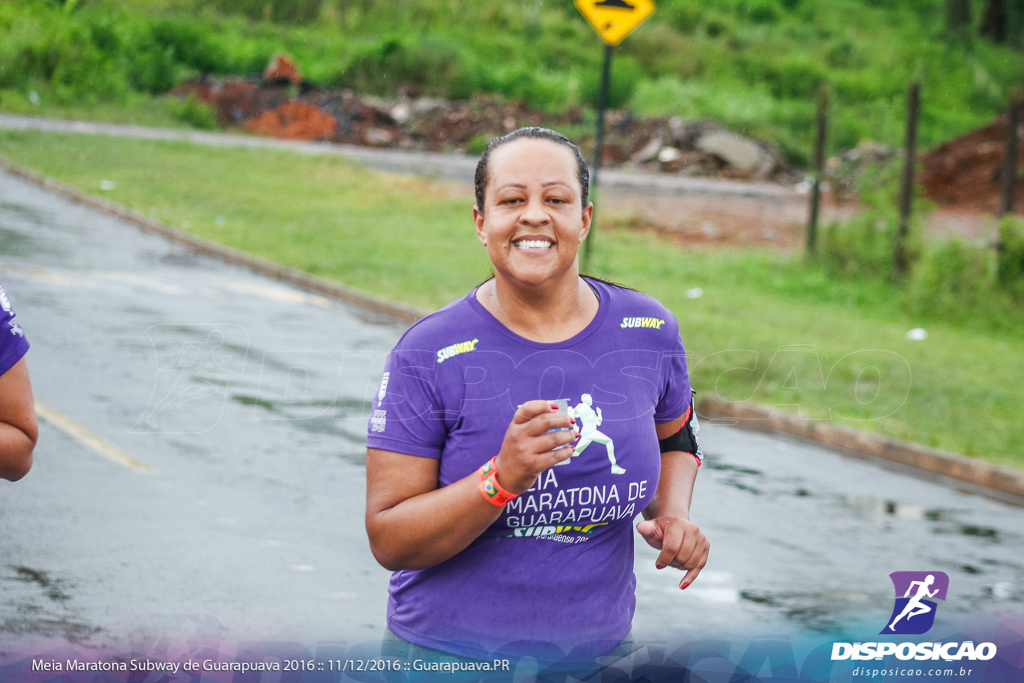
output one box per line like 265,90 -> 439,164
0,284 -> 30,376
367,278 -> 691,662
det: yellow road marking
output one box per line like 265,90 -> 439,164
34,401 -> 155,473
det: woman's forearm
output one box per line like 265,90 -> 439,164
366,453 -> 504,570
365,403 -> 576,571
643,450 -> 698,521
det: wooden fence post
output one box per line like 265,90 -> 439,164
583,44 -> 614,271
894,81 -> 921,281
999,87 -> 1022,218
807,82 -> 829,255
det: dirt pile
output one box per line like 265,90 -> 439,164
920,105 -> 1024,213
174,58 -> 795,182
243,101 -> 337,140
173,78 -> 285,127
263,54 -> 303,85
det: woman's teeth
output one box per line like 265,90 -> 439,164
514,240 -> 552,250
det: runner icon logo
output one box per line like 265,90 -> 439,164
882,571 -> 949,635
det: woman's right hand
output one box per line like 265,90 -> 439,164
495,400 -> 578,494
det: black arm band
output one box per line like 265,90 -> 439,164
659,400 -> 702,464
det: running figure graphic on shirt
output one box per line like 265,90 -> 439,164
566,394 -> 625,474
886,574 -> 938,632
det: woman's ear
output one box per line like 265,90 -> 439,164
579,202 -> 594,243
473,205 -> 488,246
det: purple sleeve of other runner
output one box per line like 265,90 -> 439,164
0,284 -> 30,376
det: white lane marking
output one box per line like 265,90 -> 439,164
218,281 -> 331,307
0,266 -> 331,307
34,401 -> 155,472
0,266 -> 73,285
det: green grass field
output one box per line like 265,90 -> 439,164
3,0 -> 1024,163
0,89 -> 197,130
1,129 -> 1021,469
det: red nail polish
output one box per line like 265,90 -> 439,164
570,418 -> 576,424
656,564 -> 665,570
550,403 -> 559,410
680,581 -> 690,590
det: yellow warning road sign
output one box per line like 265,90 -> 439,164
575,0 -> 656,46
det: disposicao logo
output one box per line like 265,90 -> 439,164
882,571 -> 948,635
831,571 -> 997,663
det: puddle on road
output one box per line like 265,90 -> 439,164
12,566 -> 70,602
705,459 -> 764,495
840,496 -> 1003,542
0,564 -> 103,646
230,394 -> 371,457
0,616 -> 101,646
707,462 -> 762,476
167,439 -> 213,460
159,250 -> 206,268
233,394 -> 276,411
953,524 -> 999,539
694,458 -> 1024,631
738,588 -> 876,635
1,199 -> 74,260
842,495 -> 953,521
232,395 -> 371,419
0,201 -> 49,223
0,226 -> 36,258
231,395 -> 367,417
703,463 -> 1004,535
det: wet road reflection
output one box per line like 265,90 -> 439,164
0,169 -> 1021,656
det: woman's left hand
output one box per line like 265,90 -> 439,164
636,516 -> 709,590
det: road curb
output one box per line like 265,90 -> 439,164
0,113 -> 802,201
3,155 -> 1021,504
698,396 -> 1024,504
0,156 -> 429,324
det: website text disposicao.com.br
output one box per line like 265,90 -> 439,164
851,665 -> 979,678
835,640 -> 996,679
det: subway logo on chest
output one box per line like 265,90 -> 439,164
620,316 -> 665,330
437,338 -> 480,363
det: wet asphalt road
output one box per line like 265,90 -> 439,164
0,168 -> 1022,659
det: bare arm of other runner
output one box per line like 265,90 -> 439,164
0,357 -> 37,481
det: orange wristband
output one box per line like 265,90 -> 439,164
479,455 -> 496,480
478,456 -> 517,507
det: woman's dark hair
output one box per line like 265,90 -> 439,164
474,127 -> 590,211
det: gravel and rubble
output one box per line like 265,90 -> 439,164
172,59 -> 799,183
166,56 -> 1021,250
821,140 -> 898,202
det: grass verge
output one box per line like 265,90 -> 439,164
0,89 -> 202,130
1,129 -> 1021,470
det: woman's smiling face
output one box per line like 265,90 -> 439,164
474,138 -> 593,290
